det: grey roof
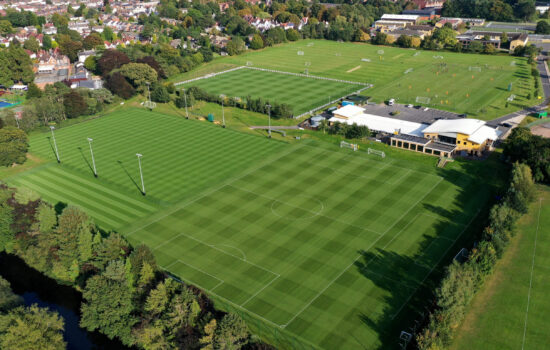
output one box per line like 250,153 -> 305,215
425,141 -> 456,153
391,133 -> 431,145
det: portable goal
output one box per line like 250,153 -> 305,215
297,51 -> 304,56
340,141 -> 358,151
415,96 -> 431,104
368,148 -> 385,158
143,101 -> 157,109
469,66 -> 481,72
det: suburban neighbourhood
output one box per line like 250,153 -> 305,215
0,0 -> 549,349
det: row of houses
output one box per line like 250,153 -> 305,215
328,105 -> 501,158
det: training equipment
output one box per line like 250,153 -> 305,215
297,51 -> 304,56
377,49 -> 384,55
368,148 -> 385,158
143,100 -> 156,109
469,66 -> 481,72
507,94 -> 516,101
246,61 -> 253,66
361,58 -> 371,62
415,96 -> 431,104
404,68 -> 413,74
341,141 -> 358,151
433,55 -> 444,59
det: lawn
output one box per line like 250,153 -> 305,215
450,186 -> 550,350
173,40 -> 538,120
179,67 -> 364,116
5,109 -> 500,349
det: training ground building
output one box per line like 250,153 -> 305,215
329,105 -> 502,157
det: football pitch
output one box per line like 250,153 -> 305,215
451,187 -> 550,350
178,40 -> 538,120
179,67 -> 365,116
6,109 -> 492,349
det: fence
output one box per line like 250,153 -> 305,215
294,85 -> 372,119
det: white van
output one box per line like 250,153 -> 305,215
388,98 -> 395,106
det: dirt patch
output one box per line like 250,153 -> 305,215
531,123 -> 550,138
346,65 -> 361,73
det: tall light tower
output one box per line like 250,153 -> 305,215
136,153 -> 145,196
50,126 -> 60,163
183,87 -> 189,119
266,104 -> 272,138
146,82 -> 152,110
87,138 -> 97,177
220,94 -> 226,128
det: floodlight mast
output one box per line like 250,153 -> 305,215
87,138 -> 97,177
50,126 -> 60,163
220,94 -> 226,128
183,87 -> 189,119
266,104 -> 272,138
136,153 -> 145,196
146,82 -> 152,110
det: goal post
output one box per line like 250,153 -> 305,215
415,96 -> 431,104
469,66 -> 481,72
368,148 -> 385,158
340,141 -> 358,151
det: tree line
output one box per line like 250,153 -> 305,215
0,185 -> 272,349
178,86 -> 294,119
416,161 -> 536,349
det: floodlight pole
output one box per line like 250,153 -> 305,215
87,137 -> 97,177
183,88 -> 189,119
266,104 -> 272,138
146,82 -> 151,110
220,94 -> 226,128
136,153 -> 145,196
50,126 -> 60,163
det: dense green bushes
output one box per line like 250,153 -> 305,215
416,162 -> 535,349
0,184 -> 265,349
504,127 -> 550,183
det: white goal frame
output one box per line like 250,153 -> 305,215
340,141 -> 358,151
368,148 -> 385,158
143,101 -> 157,109
469,66 -> 481,72
415,96 -> 431,104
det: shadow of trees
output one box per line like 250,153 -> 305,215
355,156 -> 508,348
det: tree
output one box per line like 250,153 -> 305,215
34,202 -> 56,233
118,63 -> 158,93
0,127 -> 28,166
150,83 -> 170,103
0,20 -> 13,35
0,305 -> 66,350
57,37 -> 83,62
83,32 -> 103,50
26,83 -> 42,99
84,55 -> 97,73
0,277 -> 22,312
213,313 -> 249,349
81,260 -> 137,345
536,20 -> 550,34
249,34 -> 264,50
105,72 -> 135,99
23,36 -> 40,53
97,49 -> 130,77
42,35 -> 52,50
371,32 -> 387,45
102,27 -> 114,42
226,37 -> 245,56
63,91 -> 87,118
136,56 -> 166,79
286,29 -> 300,41
0,191 -> 15,253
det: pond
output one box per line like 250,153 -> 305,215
0,253 -> 129,350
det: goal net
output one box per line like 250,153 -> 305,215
340,141 -> 358,151
368,148 -> 385,158
415,96 -> 431,104
469,66 -> 481,72
143,100 -> 157,109
246,61 -> 253,66
297,51 -> 304,56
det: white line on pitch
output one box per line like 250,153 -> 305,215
241,275 -> 281,308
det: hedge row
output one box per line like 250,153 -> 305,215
416,162 -> 536,349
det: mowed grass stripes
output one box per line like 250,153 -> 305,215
125,142 -> 488,349
181,68 -> 361,115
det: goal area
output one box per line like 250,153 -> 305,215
340,141 -> 358,151
368,148 -> 385,158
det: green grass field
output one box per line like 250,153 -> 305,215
180,67 -> 363,116
451,186 -> 550,350
174,40 -> 538,120
5,109 -> 499,349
